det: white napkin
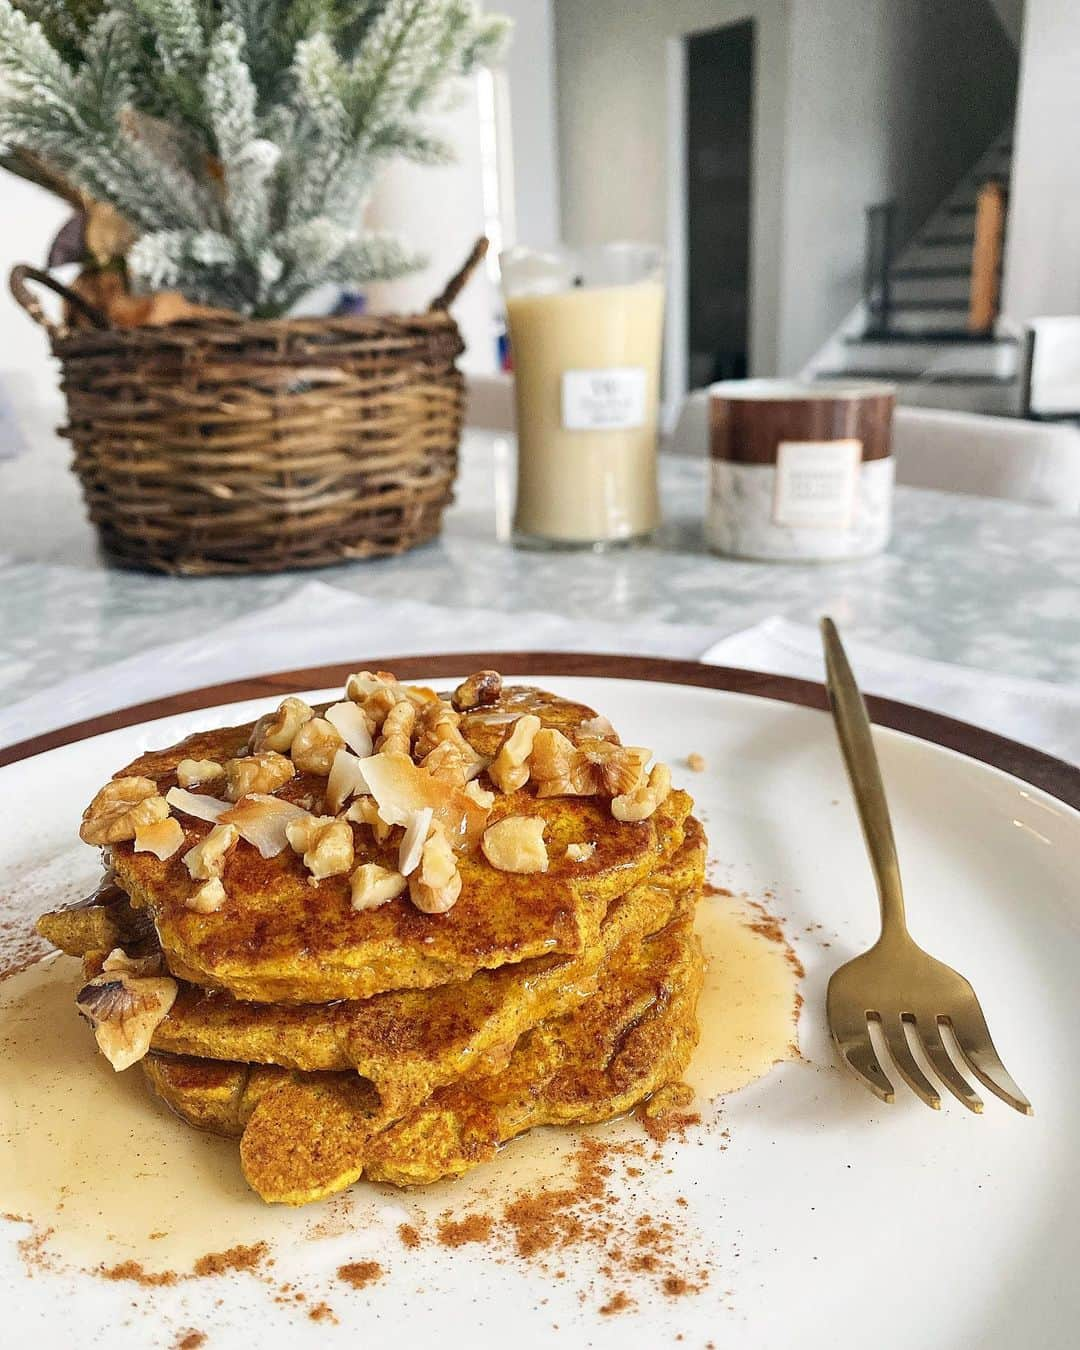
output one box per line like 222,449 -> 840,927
0,581 -> 715,750
702,617 -> 1080,765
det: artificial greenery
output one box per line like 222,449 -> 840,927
0,1 -> 509,314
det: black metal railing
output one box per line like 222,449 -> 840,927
863,201 -> 897,337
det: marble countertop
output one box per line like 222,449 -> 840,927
2,428 -> 1079,707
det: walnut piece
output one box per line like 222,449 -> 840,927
133,816 -> 185,861
574,714 -> 617,742
345,670 -> 400,702
187,878 -> 227,913
611,763 -> 673,823
342,794 -> 392,844
350,863 -> 407,911
529,730 -> 649,799
250,697 -> 314,753
377,699 -> 417,757
488,714 -> 541,794
421,740 -> 470,786
223,750 -> 295,802
409,822 -> 462,913
451,670 -> 503,711
183,822 -> 239,881
291,717 -> 346,775
413,704 -> 486,780
76,961 -> 178,1071
80,776 -> 170,845
285,815 -> 354,882
175,758 -> 225,789
686,752 -> 706,773
481,815 -> 549,874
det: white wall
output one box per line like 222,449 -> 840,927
498,0 -> 561,248
0,177 -> 70,458
1001,0 -> 1080,322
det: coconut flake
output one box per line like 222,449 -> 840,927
360,751 -> 489,850
398,807 -> 434,876
165,786 -> 232,823
325,701 -> 374,757
219,794 -> 311,859
326,749 -> 370,813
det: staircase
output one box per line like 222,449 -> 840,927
807,129 -> 1021,415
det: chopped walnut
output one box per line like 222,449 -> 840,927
488,714 -> 541,794
414,703 -> 487,780
481,815 -> 549,874
362,684 -> 409,732
345,670 -> 400,702
410,822 -> 462,913
183,822 -> 239,881
75,961 -> 178,1071
80,776 -> 170,845
565,841 -> 597,863
285,815 -> 354,882
175,758 -> 225,789
101,947 -> 165,978
451,670 -> 503,711
133,816 -> 185,861
611,763 -> 673,823
464,779 -> 496,811
421,739 -> 469,786
686,752 -> 706,773
290,717 -> 346,775
529,730 -> 649,799
351,863 -> 407,912
377,699 -> 417,757
249,697 -> 314,753
223,750 -> 295,802
342,794 -> 393,844
187,878 -> 227,913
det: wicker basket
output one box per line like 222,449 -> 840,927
9,239 -> 486,575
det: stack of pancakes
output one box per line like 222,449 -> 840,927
38,681 -> 705,1206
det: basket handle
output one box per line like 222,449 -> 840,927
428,236 -> 489,312
9,263 -> 111,341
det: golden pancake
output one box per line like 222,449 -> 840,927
106,688 -> 689,1003
144,901 -> 704,1203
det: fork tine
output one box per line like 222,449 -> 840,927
911,1016 -> 983,1113
876,1017 -> 941,1110
832,1023 -> 896,1103
943,1007 -> 1033,1116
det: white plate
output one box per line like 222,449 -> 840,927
1,675 -> 1077,1349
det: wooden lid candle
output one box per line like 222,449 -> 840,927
706,380 -> 896,560
501,244 -> 664,549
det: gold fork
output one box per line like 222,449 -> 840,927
820,617 -> 1032,1115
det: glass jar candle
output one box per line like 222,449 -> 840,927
706,380 -> 895,561
501,243 -> 665,549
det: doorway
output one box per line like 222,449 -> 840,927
686,20 -> 754,388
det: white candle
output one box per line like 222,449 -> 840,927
502,244 -> 664,548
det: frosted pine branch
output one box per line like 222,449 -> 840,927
0,0 -> 510,315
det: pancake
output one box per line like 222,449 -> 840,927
36,875 -> 156,958
106,688 -> 689,1003
144,901 -> 704,1203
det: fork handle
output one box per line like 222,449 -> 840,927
820,618 -> 909,942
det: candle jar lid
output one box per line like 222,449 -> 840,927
500,242 -> 664,298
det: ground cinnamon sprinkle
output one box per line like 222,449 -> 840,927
337,1260 -> 384,1289
308,1301 -> 337,1322
599,1291 -> 634,1315
101,1259 -> 179,1287
436,1214 -> 494,1248
174,1333 -> 206,1350
397,1222 -> 422,1249
192,1242 -> 269,1277
702,881 -> 733,898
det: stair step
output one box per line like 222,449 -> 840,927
885,298 -> 970,311
847,331 -> 1017,345
921,233 -> 975,247
890,265 -> 970,281
816,369 -> 1015,386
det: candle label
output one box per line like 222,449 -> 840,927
772,438 -> 862,529
561,367 -> 647,431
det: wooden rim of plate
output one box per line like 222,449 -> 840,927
1,651 -> 1077,810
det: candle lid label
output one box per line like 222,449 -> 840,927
561,367 -> 647,431
772,438 -> 862,529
